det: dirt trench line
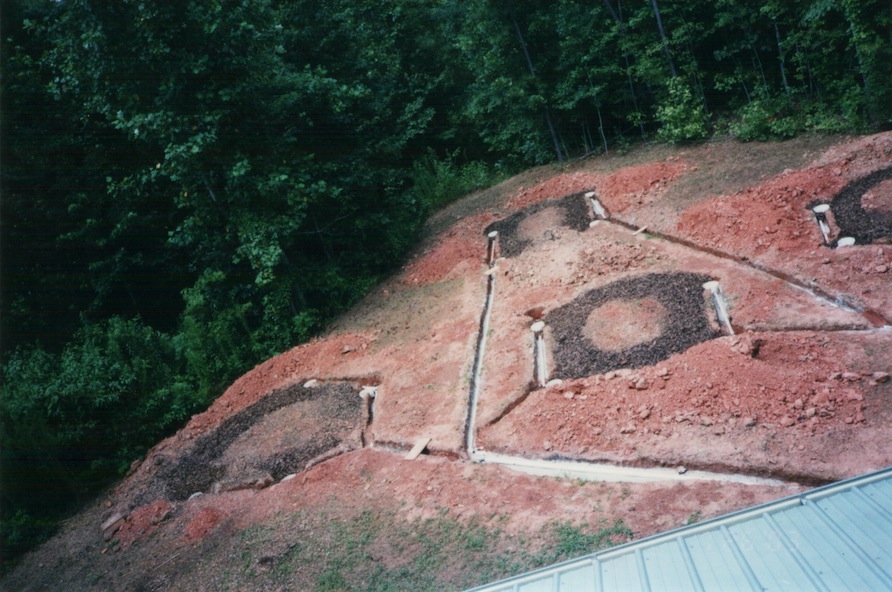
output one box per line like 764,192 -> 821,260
597,215 -> 889,329
461,232 -> 791,487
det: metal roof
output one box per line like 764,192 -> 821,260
467,467 -> 892,592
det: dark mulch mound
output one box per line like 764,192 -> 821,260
156,382 -> 359,501
823,167 -> 892,245
485,192 -> 592,257
545,273 -> 720,378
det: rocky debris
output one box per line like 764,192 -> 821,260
729,334 -> 761,357
872,372 -> 890,383
100,513 -> 125,541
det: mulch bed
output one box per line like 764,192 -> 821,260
546,272 -> 721,378
825,166 -> 892,245
485,192 -> 593,258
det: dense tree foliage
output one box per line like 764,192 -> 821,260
2,0 -> 890,564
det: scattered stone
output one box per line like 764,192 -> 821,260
188,492 -> 203,500
638,407 -> 651,420
656,367 -> 671,378
303,379 -> 319,388
811,392 -> 831,407
620,424 -> 637,434
779,416 -> 796,428
634,378 -> 649,390
844,416 -> 855,424
677,466 -> 687,475
855,412 -> 866,423
876,265 -> 888,273
543,441 -> 553,451
281,474 -> 296,482
546,379 -> 564,388
100,513 -> 125,541
805,407 -> 817,419
844,390 -> 863,402
604,371 -> 616,380
563,392 -> 575,400
793,398 -> 804,410
713,426 -> 726,435
341,345 -> 355,354
699,417 -> 713,426
872,372 -> 889,383
742,417 -> 756,427
842,372 -> 861,382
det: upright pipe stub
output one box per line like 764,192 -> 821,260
812,204 -> 832,245
586,191 -> 608,220
486,231 -> 499,266
703,281 -> 734,335
531,321 -> 548,387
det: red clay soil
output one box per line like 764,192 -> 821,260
6,134 -> 890,592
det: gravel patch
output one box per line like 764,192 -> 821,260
485,192 -> 593,258
156,382 -> 360,501
826,167 -> 892,245
546,273 -> 720,378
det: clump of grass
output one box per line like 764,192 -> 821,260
229,509 -> 633,591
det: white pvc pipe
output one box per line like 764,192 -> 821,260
486,231 -> 499,265
812,204 -> 831,245
703,281 -> 734,335
586,191 -> 608,219
531,322 -> 548,387
472,450 -> 784,486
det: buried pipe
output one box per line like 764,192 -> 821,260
703,280 -> 734,335
585,191 -> 609,220
465,234 -> 499,454
531,321 -> 548,387
473,451 -> 785,486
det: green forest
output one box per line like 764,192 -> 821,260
1,0 -> 890,564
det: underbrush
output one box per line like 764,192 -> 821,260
412,149 -> 509,212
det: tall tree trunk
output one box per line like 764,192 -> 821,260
604,0 -> 646,138
773,22 -> 791,100
511,13 -> 565,162
649,0 -> 677,78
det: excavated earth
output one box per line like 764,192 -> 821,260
6,133 -> 891,591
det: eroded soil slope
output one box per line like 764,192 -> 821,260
6,133 -> 890,592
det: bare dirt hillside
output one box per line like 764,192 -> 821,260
6,133 -> 891,591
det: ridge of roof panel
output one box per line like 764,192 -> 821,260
466,467 -> 892,592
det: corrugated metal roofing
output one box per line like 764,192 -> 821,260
467,467 -> 892,592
